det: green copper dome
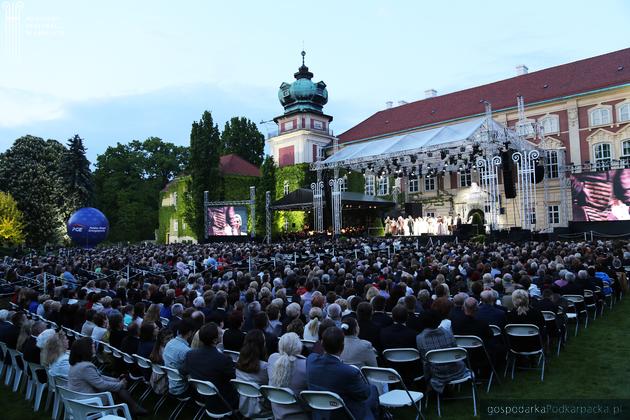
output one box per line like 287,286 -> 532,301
278,51 -> 328,114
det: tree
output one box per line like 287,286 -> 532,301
94,138 -> 188,243
0,191 -> 25,246
59,134 -> 94,218
186,111 -> 222,240
0,135 -> 66,246
255,155 -> 276,237
220,117 -> 265,166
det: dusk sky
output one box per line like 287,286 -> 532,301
1,0 -> 628,162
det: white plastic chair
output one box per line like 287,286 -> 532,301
425,347 -> 477,417
0,340 -> 7,380
188,378 -> 236,419
583,289 -> 598,320
162,366 -> 192,420
300,339 -> 316,351
563,295 -> 588,335
45,374 -> 68,420
382,347 -> 420,363
260,385 -> 308,419
56,385 -> 115,420
149,363 -> 169,415
454,335 -> 501,393
132,354 -> 153,403
300,390 -> 356,420
64,397 -> 132,420
24,362 -> 48,410
6,348 -> 25,392
361,366 -> 424,420
222,349 -> 240,363
504,324 -> 546,382
230,379 -> 273,419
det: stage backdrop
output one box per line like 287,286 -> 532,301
207,206 -> 248,236
570,168 -> 630,221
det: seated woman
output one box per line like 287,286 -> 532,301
40,330 -> 70,377
137,322 -> 157,359
416,310 -> 469,394
267,333 -> 308,420
340,318 -> 377,368
67,337 -> 147,416
506,289 -> 546,352
222,311 -> 245,352
235,330 -> 269,418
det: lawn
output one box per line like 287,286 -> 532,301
1,297 -> 628,419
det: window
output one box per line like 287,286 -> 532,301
589,107 -> 612,127
377,176 -> 389,195
459,172 -> 472,188
593,143 -> 612,170
283,180 -> 289,196
516,121 -> 535,137
408,176 -> 419,193
182,221 -> 187,230
618,103 -> 630,122
340,177 -> 348,193
364,175 -> 375,196
530,211 -> 537,225
172,219 -> 178,232
545,150 -> 559,179
173,192 -> 178,206
425,212 -> 435,218
540,115 -> 559,135
622,140 -> 630,168
313,120 -> 324,130
548,205 -> 560,225
424,176 -> 436,191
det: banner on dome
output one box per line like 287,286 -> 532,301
570,168 -> 630,221
207,206 -> 248,236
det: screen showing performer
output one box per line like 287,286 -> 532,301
207,206 -> 248,236
571,168 -> 630,221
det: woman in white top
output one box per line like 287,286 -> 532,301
41,331 -> 70,378
267,333 -> 308,420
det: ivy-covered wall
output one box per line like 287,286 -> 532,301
274,163 -> 315,234
157,177 -> 195,243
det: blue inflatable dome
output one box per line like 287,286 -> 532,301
67,207 -> 109,248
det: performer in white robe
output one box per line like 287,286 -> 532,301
413,217 -> 421,236
427,217 -> 436,235
403,217 -> 411,236
437,216 -> 448,235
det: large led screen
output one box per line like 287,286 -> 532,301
207,206 -> 248,236
571,168 -> 630,221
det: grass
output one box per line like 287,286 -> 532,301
1,297 -> 628,419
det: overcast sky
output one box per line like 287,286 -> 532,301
0,0 -> 628,163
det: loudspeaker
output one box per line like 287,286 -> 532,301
534,164 -> 545,183
404,203 -> 423,217
502,150 -> 517,199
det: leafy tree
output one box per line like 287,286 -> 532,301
185,111 -> 222,240
94,138 -> 188,242
0,135 -> 66,246
59,134 -> 94,217
256,155 -> 276,237
0,191 -> 25,246
220,117 -> 265,166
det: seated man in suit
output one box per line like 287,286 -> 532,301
306,327 -> 379,420
452,298 -> 492,344
181,322 -> 238,409
476,290 -> 507,330
380,304 -> 417,350
370,295 -> 393,329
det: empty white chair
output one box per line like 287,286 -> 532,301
231,379 -> 273,419
6,348 -> 25,392
382,347 -> 420,363
64,397 -> 132,420
56,385 -> 115,420
0,340 -> 7,380
25,362 -> 48,411
541,311 -> 562,356
300,390 -> 355,420
454,335 -> 501,393
162,366 -> 192,420
361,366 -> 424,420
45,374 -> 68,420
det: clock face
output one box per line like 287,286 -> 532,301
283,89 -> 290,97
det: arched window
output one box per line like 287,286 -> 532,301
589,108 -> 612,127
593,143 -> 612,170
540,115 -> 559,135
618,103 -> 630,123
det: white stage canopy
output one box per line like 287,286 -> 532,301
317,117 -> 534,170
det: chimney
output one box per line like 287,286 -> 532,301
398,100 -> 408,106
424,89 -> 437,99
385,101 -> 393,109
516,65 -> 528,76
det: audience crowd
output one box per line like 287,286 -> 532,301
0,237 -> 628,418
